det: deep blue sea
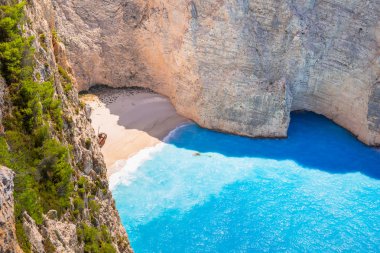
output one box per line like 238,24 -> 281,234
111,112 -> 380,252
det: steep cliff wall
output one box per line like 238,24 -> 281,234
0,1 -> 132,252
53,0 -> 380,145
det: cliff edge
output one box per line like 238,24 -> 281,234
53,0 -> 380,145
0,0 -> 132,252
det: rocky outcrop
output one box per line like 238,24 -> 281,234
0,167 -> 22,253
52,0 -> 380,145
0,167 -> 78,253
22,211 -> 78,253
22,212 -> 44,253
0,0 -> 133,252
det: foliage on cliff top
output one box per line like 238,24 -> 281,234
0,2 -> 73,251
0,1 -> 28,83
77,223 -> 117,253
0,3 -> 118,253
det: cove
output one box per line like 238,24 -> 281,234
111,112 -> 380,252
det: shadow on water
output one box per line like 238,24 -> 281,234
84,86 -> 380,180
165,111 -> 380,180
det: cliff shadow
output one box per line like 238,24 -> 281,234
165,111 -> 380,180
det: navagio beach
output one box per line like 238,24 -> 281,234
83,87 -> 380,252
1,0 -> 380,252
81,87 -> 189,178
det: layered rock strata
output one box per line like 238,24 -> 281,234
53,0 -> 380,145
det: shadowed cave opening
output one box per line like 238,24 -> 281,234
163,111 -> 380,180
81,85 -> 380,180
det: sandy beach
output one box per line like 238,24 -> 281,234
81,88 -> 189,177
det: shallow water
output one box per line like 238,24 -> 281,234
111,112 -> 380,252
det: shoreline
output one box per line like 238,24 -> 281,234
109,121 -> 194,190
81,88 -> 189,177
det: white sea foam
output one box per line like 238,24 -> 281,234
109,143 -> 166,190
163,122 -> 194,142
109,123 -> 192,190
111,113 -> 380,251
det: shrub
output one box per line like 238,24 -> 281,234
0,2 -> 28,83
37,139 -> 74,214
58,65 -> 71,83
77,223 -> 117,253
58,65 -> 73,93
38,33 -> 47,51
73,197 -> 85,212
85,138 -> 91,149
78,176 -> 88,188
78,188 -> 85,197
0,136 -> 10,164
64,82 -> 73,93
33,125 -> 50,147
16,222 -> 31,253
89,200 -> 100,215
43,238 -> 56,253
0,1 -> 74,247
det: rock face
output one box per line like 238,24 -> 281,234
0,167 -> 22,253
26,0 -> 133,251
0,0 -> 132,252
52,0 -> 380,145
22,211 -> 78,253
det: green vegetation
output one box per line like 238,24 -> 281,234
73,196 -> 85,212
73,176 -> 116,252
77,223 -> 116,253
89,199 -> 100,215
15,222 -> 31,253
38,32 -> 47,51
43,238 -> 56,253
58,65 -> 73,93
0,2 -> 72,251
85,138 -> 91,149
0,1 -> 29,83
0,3 -> 117,252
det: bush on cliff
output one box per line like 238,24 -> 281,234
0,2 -> 73,251
1,3 -> 117,253
77,223 -> 116,253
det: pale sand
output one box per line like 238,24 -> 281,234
81,88 -> 189,177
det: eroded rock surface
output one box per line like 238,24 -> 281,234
0,0 -> 133,251
0,167 -> 22,253
52,0 -> 380,145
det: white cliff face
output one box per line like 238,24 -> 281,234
52,0 -> 380,144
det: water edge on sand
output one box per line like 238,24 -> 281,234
112,111 -> 380,252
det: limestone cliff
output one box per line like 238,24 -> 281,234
0,0 -> 132,252
53,0 -> 380,145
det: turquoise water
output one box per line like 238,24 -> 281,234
111,112 -> 380,252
